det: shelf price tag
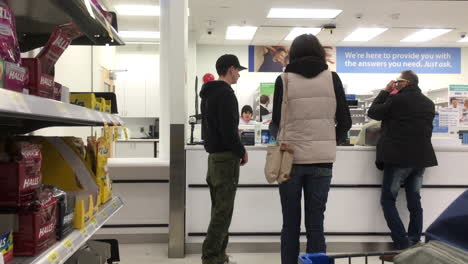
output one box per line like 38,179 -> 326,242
113,125 -> 119,142
56,103 -> 70,117
47,250 -> 60,263
112,201 -> 119,209
104,122 -> 111,141
91,218 -> 98,227
80,227 -> 88,237
100,211 -> 108,219
101,112 -> 108,123
7,92 -> 31,113
63,238 -> 74,250
85,109 -> 94,120
123,127 -> 129,140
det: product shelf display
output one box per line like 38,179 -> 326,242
10,0 -> 124,52
9,196 -> 123,264
0,89 -> 123,134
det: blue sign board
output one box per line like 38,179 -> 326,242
433,113 -> 449,133
337,47 -> 461,74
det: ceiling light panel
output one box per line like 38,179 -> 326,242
119,31 -> 160,39
267,8 -> 342,19
285,28 -> 322,40
344,28 -> 388,42
401,29 -> 452,42
115,5 -> 160,16
226,26 -> 258,40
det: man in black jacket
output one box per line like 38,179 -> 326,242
368,70 -> 438,256
200,54 -> 247,264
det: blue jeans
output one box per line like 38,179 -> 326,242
279,165 -> 332,264
381,166 -> 424,250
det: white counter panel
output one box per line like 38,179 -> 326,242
186,145 -> 468,243
107,183 -> 169,225
186,187 -> 465,234
186,148 -> 468,185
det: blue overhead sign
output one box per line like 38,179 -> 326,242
337,47 -> 461,74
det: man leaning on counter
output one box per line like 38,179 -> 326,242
368,70 -> 438,261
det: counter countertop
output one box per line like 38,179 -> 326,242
108,158 -> 168,167
117,139 -> 160,142
185,144 -> 468,152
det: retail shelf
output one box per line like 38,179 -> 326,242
11,196 -> 124,264
11,0 -> 124,52
0,89 -> 123,134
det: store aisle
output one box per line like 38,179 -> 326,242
119,243 -> 390,264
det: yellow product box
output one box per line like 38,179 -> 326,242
87,136 -> 112,205
96,97 -> 106,112
105,100 -> 112,113
95,102 -> 103,113
31,137 -> 100,229
70,93 -> 100,111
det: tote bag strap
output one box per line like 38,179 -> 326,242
279,72 -> 289,141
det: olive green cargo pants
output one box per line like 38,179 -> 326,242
202,152 -> 240,264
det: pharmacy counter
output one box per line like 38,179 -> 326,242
185,145 -> 468,244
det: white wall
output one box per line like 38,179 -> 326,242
93,46 -> 117,92
196,45 -> 468,105
114,44 -> 160,118
34,46 -> 116,138
55,46 -> 93,92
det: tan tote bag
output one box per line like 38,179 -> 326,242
264,73 -> 294,184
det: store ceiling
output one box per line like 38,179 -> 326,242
110,0 -> 159,32
111,0 -> 468,47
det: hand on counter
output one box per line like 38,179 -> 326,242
240,151 -> 249,166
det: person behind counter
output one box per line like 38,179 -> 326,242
269,34 -> 352,264
240,105 -> 256,125
260,95 -> 272,123
367,70 -> 438,261
199,54 -> 248,264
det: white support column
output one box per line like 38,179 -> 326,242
160,0 -> 188,258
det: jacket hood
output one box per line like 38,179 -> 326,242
199,80 -> 233,99
285,56 -> 328,78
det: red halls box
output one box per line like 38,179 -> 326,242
0,60 -> 29,94
13,193 -> 57,256
0,142 -> 42,208
53,82 -> 62,101
21,58 -> 54,99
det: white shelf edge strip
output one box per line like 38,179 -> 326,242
12,196 -> 124,264
0,89 -> 123,126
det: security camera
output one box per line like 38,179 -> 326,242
461,32 -> 467,39
205,20 -> 216,36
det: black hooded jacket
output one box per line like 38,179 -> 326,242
200,80 -> 246,158
368,85 -> 438,170
269,57 -> 352,167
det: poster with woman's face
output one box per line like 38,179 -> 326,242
249,45 -> 336,72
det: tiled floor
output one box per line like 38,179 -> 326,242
119,243 -> 390,264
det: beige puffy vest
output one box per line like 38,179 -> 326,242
278,71 -> 337,164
